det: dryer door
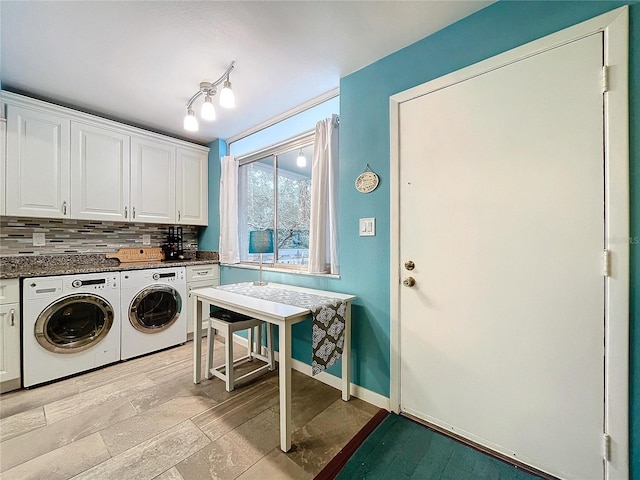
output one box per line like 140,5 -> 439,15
129,285 -> 182,333
35,294 -> 115,353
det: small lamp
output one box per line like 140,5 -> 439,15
249,230 -> 274,286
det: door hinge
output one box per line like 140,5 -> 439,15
603,250 -> 611,277
603,434 -> 611,461
602,66 -> 610,93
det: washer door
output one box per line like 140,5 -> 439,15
35,294 -> 115,353
129,285 -> 182,333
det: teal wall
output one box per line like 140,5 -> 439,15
201,1 -> 639,476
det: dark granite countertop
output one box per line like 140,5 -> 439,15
0,252 -> 219,279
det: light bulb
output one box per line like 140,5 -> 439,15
296,151 -> 306,168
201,95 -> 216,121
184,109 -> 198,132
219,79 -> 235,108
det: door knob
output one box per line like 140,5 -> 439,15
404,260 -> 415,271
403,277 -> 416,287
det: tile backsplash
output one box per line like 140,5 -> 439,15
0,217 -> 199,256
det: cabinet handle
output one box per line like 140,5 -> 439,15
62,201 -> 67,215
133,207 -> 136,219
124,206 -> 128,219
10,308 -> 15,326
196,270 -> 208,276
178,210 -> 181,221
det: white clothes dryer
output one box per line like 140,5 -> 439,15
120,266 -> 187,360
22,272 -> 121,387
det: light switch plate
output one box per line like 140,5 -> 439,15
359,218 -> 375,236
142,234 -> 151,246
33,232 -> 45,246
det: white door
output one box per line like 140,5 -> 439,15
176,147 -> 208,226
5,105 -> 71,218
71,122 -> 130,221
130,136 -> 176,224
399,33 -> 605,479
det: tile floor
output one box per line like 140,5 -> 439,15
0,337 -> 378,480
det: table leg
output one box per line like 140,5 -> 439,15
205,310 -> 214,380
279,322 -> 292,452
342,302 -> 352,401
193,296 -> 202,384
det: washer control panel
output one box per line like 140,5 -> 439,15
69,275 -> 118,290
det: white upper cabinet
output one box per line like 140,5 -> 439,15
130,136 -> 176,224
71,122 -> 130,221
2,92 -> 209,225
1,119 -> 6,215
5,105 -> 71,219
176,147 -> 208,226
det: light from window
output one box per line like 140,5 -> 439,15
238,142 -> 313,269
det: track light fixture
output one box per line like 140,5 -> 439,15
184,61 -> 236,132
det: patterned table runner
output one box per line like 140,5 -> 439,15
216,283 -> 347,375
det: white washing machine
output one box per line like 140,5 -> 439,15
120,266 -> 187,360
22,272 -> 121,387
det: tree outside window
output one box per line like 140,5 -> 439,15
238,140 -> 313,268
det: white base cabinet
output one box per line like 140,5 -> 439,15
186,264 -> 219,336
0,279 -> 21,393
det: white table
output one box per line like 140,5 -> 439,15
191,282 -> 356,452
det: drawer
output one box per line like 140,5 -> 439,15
186,264 -> 219,283
188,278 -> 219,293
0,278 -> 19,304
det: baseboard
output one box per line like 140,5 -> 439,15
231,333 -> 390,411
0,377 -> 21,393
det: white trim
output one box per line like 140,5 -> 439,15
232,333 -> 390,410
602,8 -> 629,480
389,96 -> 401,415
221,263 -> 341,279
0,91 -> 209,153
227,88 -> 339,145
389,7 -> 629,479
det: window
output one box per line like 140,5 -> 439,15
238,134 -> 313,269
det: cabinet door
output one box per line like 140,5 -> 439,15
130,136 -> 176,224
71,122 -> 130,221
6,105 -> 71,218
187,279 -> 219,335
176,147 -> 208,226
0,303 -> 21,390
1,119 -> 6,215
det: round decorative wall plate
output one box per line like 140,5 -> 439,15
355,167 -> 379,193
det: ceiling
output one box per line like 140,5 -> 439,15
0,1 -> 492,145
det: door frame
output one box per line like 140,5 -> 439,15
389,7 -> 629,478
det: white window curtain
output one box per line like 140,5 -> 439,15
219,155 -> 240,264
308,115 -> 339,274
